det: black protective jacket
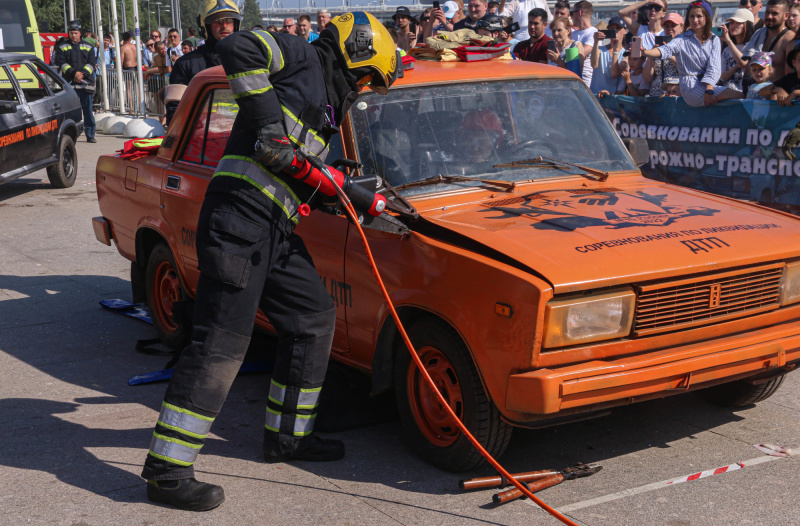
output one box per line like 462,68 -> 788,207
52,38 -> 97,92
170,39 -> 221,86
209,30 -> 361,235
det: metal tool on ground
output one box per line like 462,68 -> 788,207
490,463 -> 602,505
459,462 -> 602,491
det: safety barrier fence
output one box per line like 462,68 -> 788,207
98,68 -> 168,117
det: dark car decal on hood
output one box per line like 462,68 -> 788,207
481,189 -> 720,231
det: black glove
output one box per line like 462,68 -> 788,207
252,122 -> 298,172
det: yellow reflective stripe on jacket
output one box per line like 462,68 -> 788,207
227,69 -> 273,99
280,104 -> 328,157
83,65 -> 94,74
213,155 -> 301,224
251,30 -> 284,73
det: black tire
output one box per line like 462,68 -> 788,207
394,318 -> 513,472
145,242 -> 190,349
696,374 -> 786,407
46,135 -> 77,188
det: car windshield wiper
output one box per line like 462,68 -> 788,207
494,156 -> 609,182
393,173 -> 517,192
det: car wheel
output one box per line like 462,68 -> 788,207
46,135 -> 77,188
696,374 -> 786,407
145,242 -> 190,349
394,318 -> 513,472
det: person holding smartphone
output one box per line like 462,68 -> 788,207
642,0 -> 743,106
165,28 -> 184,68
618,0 -> 667,50
589,16 -> 627,95
642,12 -> 683,96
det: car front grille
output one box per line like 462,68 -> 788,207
633,263 -> 784,336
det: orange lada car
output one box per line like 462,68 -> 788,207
94,60 -> 800,472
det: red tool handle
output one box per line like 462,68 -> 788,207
460,470 -> 554,491
492,474 -> 564,505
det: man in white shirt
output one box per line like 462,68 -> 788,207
618,0 -> 666,50
500,0 -> 552,40
165,28 -> 184,67
570,0 -> 597,87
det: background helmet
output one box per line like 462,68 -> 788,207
197,0 -> 242,38
475,15 -> 504,33
461,109 -> 504,147
67,20 -> 82,32
325,11 -> 399,95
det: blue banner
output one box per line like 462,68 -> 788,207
597,95 -> 800,208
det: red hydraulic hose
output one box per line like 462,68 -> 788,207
325,172 -> 579,526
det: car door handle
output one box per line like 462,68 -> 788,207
166,175 -> 181,190
52,103 -> 61,111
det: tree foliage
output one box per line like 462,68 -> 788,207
241,0 -> 262,30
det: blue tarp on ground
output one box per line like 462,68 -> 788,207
597,95 -> 800,207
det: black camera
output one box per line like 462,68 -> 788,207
503,21 -> 519,34
604,28 -> 617,39
654,35 -> 673,45
433,1 -> 440,9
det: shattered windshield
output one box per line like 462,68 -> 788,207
348,79 -> 636,196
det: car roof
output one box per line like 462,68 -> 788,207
192,58 -> 578,88
0,52 -> 41,63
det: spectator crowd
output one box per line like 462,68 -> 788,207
367,0 -> 800,108
54,0 -> 800,110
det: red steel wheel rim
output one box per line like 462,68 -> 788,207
153,259 -> 181,333
406,345 -> 464,448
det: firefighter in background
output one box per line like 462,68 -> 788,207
52,20 -> 97,143
166,0 -> 241,124
141,12 -> 399,511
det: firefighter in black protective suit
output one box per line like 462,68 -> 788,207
165,0 -> 241,125
52,20 -> 97,142
140,11 -> 399,511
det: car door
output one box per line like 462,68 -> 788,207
28,61 -> 70,160
0,64 -> 29,174
9,61 -> 55,164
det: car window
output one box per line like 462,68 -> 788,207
0,67 -> 19,101
180,89 -> 237,168
10,63 -> 48,102
349,79 -> 637,196
181,91 -> 212,165
204,89 -> 237,167
32,63 -> 65,94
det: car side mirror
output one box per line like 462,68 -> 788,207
0,100 -> 17,114
623,137 -> 649,167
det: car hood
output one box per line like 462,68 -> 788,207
415,180 -> 800,293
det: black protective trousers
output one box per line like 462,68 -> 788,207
142,186 -> 336,481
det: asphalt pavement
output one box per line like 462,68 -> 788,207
0,134 -> 798,526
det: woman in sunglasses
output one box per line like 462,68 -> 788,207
618,0 -> 668,50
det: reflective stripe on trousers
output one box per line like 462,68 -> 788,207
213,155 -> 301,224
148,402 -> 215,466
266,378 -> 322,437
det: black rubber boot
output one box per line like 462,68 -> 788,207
264,431 -> 345,462
146,478 -> 225,511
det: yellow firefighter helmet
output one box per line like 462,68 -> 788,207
197,0 -> 242,36
325,12 -> 399,95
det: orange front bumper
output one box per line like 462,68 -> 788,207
507,320 -> 800,415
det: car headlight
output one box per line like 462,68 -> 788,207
543,288 -> 636,348
780,261 -> 800,306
